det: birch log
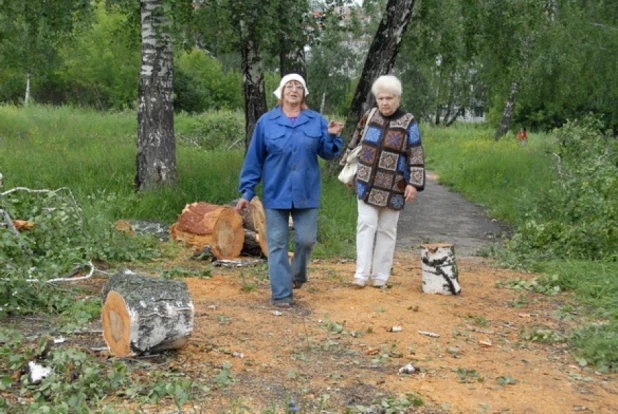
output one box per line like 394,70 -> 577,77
421,243 -> 461,295
101,270 -> 194,357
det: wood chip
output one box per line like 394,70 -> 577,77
417,330 -> 440,338
478,340 -> 493,348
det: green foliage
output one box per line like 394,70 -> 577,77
520,325 -> 564,344
423,123 -> 553,223
0,187 -> 161,316
350,392 -> 424,413
0,326 -> 205,412
505,117 -> 618,261
425,120 -> 618,369
55,3 -> 141,110
496,275 -> 562,296
570,323 -> 618,373
174,49 -> 243,113
178,109 -> 245,150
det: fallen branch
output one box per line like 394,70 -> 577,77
417,330 -> 440,338
2,262 -> 96,284
45,261 -> 95,284
213,259 -> 266,267
1,186 -> 83,217
0,208 -> 33,255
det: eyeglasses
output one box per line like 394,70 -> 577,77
284,84 -> 304,90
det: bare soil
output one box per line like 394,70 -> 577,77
174,252 -> 617,413
6,173 -> 618,413
167,173 -> 616,412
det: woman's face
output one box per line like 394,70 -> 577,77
376,91 -> 400,117
282,80 -> 305,107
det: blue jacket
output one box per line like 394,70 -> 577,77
239,106 -> 343,209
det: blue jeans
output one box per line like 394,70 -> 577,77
264,208 -> 318,304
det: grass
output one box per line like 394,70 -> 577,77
423,123 -> 556,223
0,104 -> 358,258
1,104 -> 616,374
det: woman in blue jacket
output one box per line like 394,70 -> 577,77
235,74 -> 344,308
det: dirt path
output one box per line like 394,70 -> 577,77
396,172 -> 510,257
168,173 -> 616,413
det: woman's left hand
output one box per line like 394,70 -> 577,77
404,184 -> 417,203
327,121 -> 344,135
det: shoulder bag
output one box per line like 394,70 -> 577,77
338,108 -> 377,185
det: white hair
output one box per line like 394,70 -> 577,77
371,75 -> 402,97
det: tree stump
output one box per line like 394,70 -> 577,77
420,243 -> 461,295
169,202 -> 244,259
101,270 -> 194,357
229,197 -> 268,257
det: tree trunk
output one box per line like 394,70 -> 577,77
434,105 -> 441,125
238,8 -> 268,151
24,72 -> 31,107
445,107 -> 463,127
135,0 -> 176,190
101,270 -> 194,357
337,0 -> 417,166
494,80 -> 519,140
169,202 -> 245,259
421,243 -> 461,295
443,100 -> 453,124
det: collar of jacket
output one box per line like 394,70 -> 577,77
269,105 -> 315,127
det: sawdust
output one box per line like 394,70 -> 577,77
173,250 -> 618,413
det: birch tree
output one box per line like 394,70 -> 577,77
231,1 -> 269,149
341,0 -> 417,146
135,0 -> 176,189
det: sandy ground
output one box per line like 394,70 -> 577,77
172,251 -> 617,413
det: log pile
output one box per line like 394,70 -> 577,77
114,198 -> 268,260
169,202 -> 245,259
101,270 -> 194,357
229,197 -> 268,257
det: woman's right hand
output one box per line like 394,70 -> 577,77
235,198 -> 251,212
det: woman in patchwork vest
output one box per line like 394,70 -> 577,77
344,75 -> 425,288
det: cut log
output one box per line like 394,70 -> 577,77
229,197 -> 268,257
420,243 -> 461,295
101,270 -> 194,357
242,229 -> 265,257
169,202 -> 244,259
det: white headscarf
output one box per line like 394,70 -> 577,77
273,73 -> 309,99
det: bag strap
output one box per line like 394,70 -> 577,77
349,107 -> 377,150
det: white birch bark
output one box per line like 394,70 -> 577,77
135,0 -> 177,189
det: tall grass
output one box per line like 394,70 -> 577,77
0,104 -> 358,258
423,123 -> 556,224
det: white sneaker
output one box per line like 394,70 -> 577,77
372,279 -> 387,288
352,278 -> 367,288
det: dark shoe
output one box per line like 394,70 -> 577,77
273,302 -> 292,309
292,280 -> 306,289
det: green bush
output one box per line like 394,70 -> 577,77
507,116 -> 618,260
178,110 -> 245,151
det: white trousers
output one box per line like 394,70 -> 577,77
355,199 -> 400,282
